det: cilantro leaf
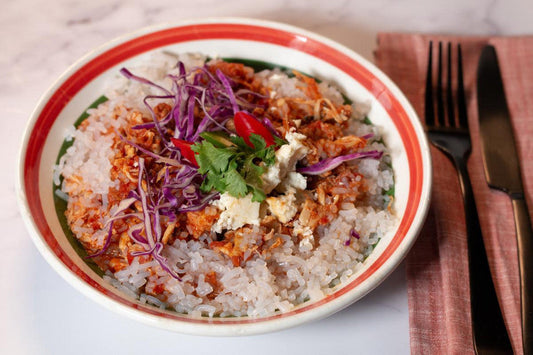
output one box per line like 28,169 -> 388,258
274,136 -> 288,146
250,185 -> 267,202
249,134 -> 267,151
224,169 -> 248,198
255,146 -> 276,165
200,170 -> 227,193
241,155 -> 264,186
192,141 -> 233,174
229,135 -> 250,151
192,131 -> 286,202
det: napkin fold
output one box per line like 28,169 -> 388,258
375,34 -> 533,354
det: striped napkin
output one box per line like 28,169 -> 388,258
374,34 -> 533,354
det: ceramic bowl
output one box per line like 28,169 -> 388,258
17,18 -> 431,336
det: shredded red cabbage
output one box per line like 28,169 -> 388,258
120,68 -> 172,96
87,221 -> 115,258
86,197 -> 139,258
122,158 -> 187,280
298,151 -> 384,175
108,61 -> 270,278
344,228 -> 361,246
123,62 -> 265,144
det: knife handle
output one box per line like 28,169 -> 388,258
455,158 -> 512,354
511,197 -> 533,354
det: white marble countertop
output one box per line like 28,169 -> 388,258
2,0 -> 532,354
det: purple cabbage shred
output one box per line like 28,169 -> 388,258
98,61 -> 269,279
298,151 -> 383,175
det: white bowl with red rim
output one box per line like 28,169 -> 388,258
16,18 -> 431,336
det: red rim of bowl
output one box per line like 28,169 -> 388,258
20,20 -> 428,329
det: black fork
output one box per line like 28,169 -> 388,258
425,42 -> 513,354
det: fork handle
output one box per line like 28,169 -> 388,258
455,158 -> 513,354
511,197 -> 533,354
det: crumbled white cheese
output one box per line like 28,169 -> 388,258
262,131 -> 309,193
211,193 -> 260,233
277,131 -> 309,174
262,163 -> 281,193
266,190 -> 298,223
279,171 -> 307,192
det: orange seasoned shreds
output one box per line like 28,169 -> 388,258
64,192 -> 106,253
153,102 -> 172,120
297,119 -> 367,165
203,271 -> 220,299
207,61 -> 269,99
108,257 -> 128,272
265,72 -> 353,135
295,167 -> 367,233
315,166 -> 367,202
185,206 -> 220,239
293,71 -> 322,100
313,98 -> 352,123
262,236 -> 283,256
210,227 -> 261,267
299,120 -> 345,140
64,107 -> 160,266
298,198 -> 335,231
266,97 -> 313,131
209,60 -> 254,80
123,111 -> 161,152
126,244 -> 151,265
107,107 -> 163,205
161,221 -> 177,245
304,135 -> 368,165
145,277 -> 169,299
209,240 -> 238,266
204,271 -> 218,286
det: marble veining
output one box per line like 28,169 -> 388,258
1,0 -> 532,354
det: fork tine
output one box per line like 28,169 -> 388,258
446,43 -> 456,128
424,41 -> 434,128
436,42 -> 446,126
456,44 -> 468,129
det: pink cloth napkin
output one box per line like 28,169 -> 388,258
375,34 -> 533,354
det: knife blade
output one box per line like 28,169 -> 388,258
477,44 -> 533,354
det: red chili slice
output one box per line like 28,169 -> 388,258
170,138 -> 198,167
234,111 -> 276,148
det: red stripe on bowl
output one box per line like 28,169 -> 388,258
23,23 -> 425,324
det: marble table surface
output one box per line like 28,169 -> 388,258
2,0 -> 532,354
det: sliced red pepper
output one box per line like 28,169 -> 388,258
234,111 -> 276,148
170,138 -> 198,167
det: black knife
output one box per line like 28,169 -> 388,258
477,44 -> 533,354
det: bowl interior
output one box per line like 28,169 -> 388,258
19,19 -> 430,335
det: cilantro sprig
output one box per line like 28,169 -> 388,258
191,132 -> 281,202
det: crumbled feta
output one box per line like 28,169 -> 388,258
277,131 -> 309,173
262,164 -> 281,193
266,190 -> 298,223
211,193 -> 260,233
262,131 -> 309,193
279,171 -> 307,192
